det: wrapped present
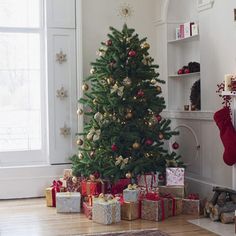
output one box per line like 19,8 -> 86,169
121,201 -> 140,221
59,177 -> 67,188
123,184 -> 139,202
63,169 -> 73,180
45,180 -> 65,207
141,193 -> 168,222
159,186 -> 185,198
92,196 -> 121,225
83,201 -> 92,220
166,168 -> 184,186
137,173 -> 158,189
163,194 -> 182,216
66,176 -> 81,192
182,194 -> 200,215
56,192 -> 81,213
111,178 -> 131,194
81,179 -> 108,196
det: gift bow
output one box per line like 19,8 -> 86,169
111,84 -> 124,97
87,128 -> 101,141
127,184 -> 137,190
51,180 -> 63,192
97,193 -> 116,202
188,193 -> 199,200
115,156 -> 129,169
145,192 -> 161,201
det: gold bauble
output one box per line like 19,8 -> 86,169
72,176 -> 78,184
78,153 -> 83,159
76,138 -> 83,146
133,96 -> 137,100
151,79 -> 156,84
125,172 -> 132,179
77,108 -> 83,115
90,68 -> 95,74
89,174 -> 96,182
125,112 -> 133,120
159,133 -> 164,140
90,151 -> 95,157
123,77 -> 132,87
93,98 -> 98,105
156,86 -> 162,93
107,77 -> 115,86
132,142 -> 141,150
82,84 -> 89,91
141,42 -> 150,49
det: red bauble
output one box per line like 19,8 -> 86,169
155,115 -> 162,122
158,174 -> 164,181
172,142 -> 179,150
111,144 -> 118,152
184,68 -> 190,74
105,39 -> 112,46
177,69 -> 183,75
137,89 -> 144,97
145,139 -> 154,146
93,171 -> 100,179
128,50 -> 136,57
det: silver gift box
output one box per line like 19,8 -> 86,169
92,200 -> 121,225
123,188 -> 139,202
56,192 -> 81,213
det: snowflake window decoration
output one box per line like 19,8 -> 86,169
56,50 -> 67,64
56,86 -> 68,99
60,123 -> 71,137
118,3 -> 134,20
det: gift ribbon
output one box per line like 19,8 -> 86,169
127,184 -> 137,190
188,193 -> 199,200
145,192 -> 165,220
50,180 -> 63,207
163,193 -> 176,216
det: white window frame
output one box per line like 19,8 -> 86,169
0,0 -> 48,166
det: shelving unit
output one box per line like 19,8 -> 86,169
168,72 -> 200,79
168,34 -> 199,44
167,18 -> 200,111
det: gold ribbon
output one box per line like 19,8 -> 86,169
127,184 -> 138,190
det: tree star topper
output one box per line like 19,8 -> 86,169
118,3 -> 134,20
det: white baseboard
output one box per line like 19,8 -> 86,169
0,164 -> 71,199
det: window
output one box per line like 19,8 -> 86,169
0,0 -> 46,165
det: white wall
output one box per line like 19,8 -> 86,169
81,0 -> 158,77
199,0 -> 236,111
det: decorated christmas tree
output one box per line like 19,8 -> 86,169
71,24 -> 183,182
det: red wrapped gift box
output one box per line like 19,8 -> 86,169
111,179 -> 130,194
81,180 -> 107,196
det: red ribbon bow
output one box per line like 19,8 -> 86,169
51,180 -> 63,192
145,192 -> 161,201
188,193 -> 199,200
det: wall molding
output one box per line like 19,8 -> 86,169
198,0 -> 214,12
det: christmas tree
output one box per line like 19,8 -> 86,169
71,24 -> 183,181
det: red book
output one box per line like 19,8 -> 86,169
179,24 -> 184,38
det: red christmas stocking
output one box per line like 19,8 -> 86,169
214,107 -> 236,166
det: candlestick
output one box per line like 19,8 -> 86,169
224,74 -> 233,91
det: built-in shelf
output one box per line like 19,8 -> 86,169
168,34 -> 199,44
162,110 -> 214,121
222,91 -> 236,96
168,72 -> 200,78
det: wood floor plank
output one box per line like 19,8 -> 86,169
0,198 -> 218,236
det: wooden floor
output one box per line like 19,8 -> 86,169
0,198 -> 217,236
